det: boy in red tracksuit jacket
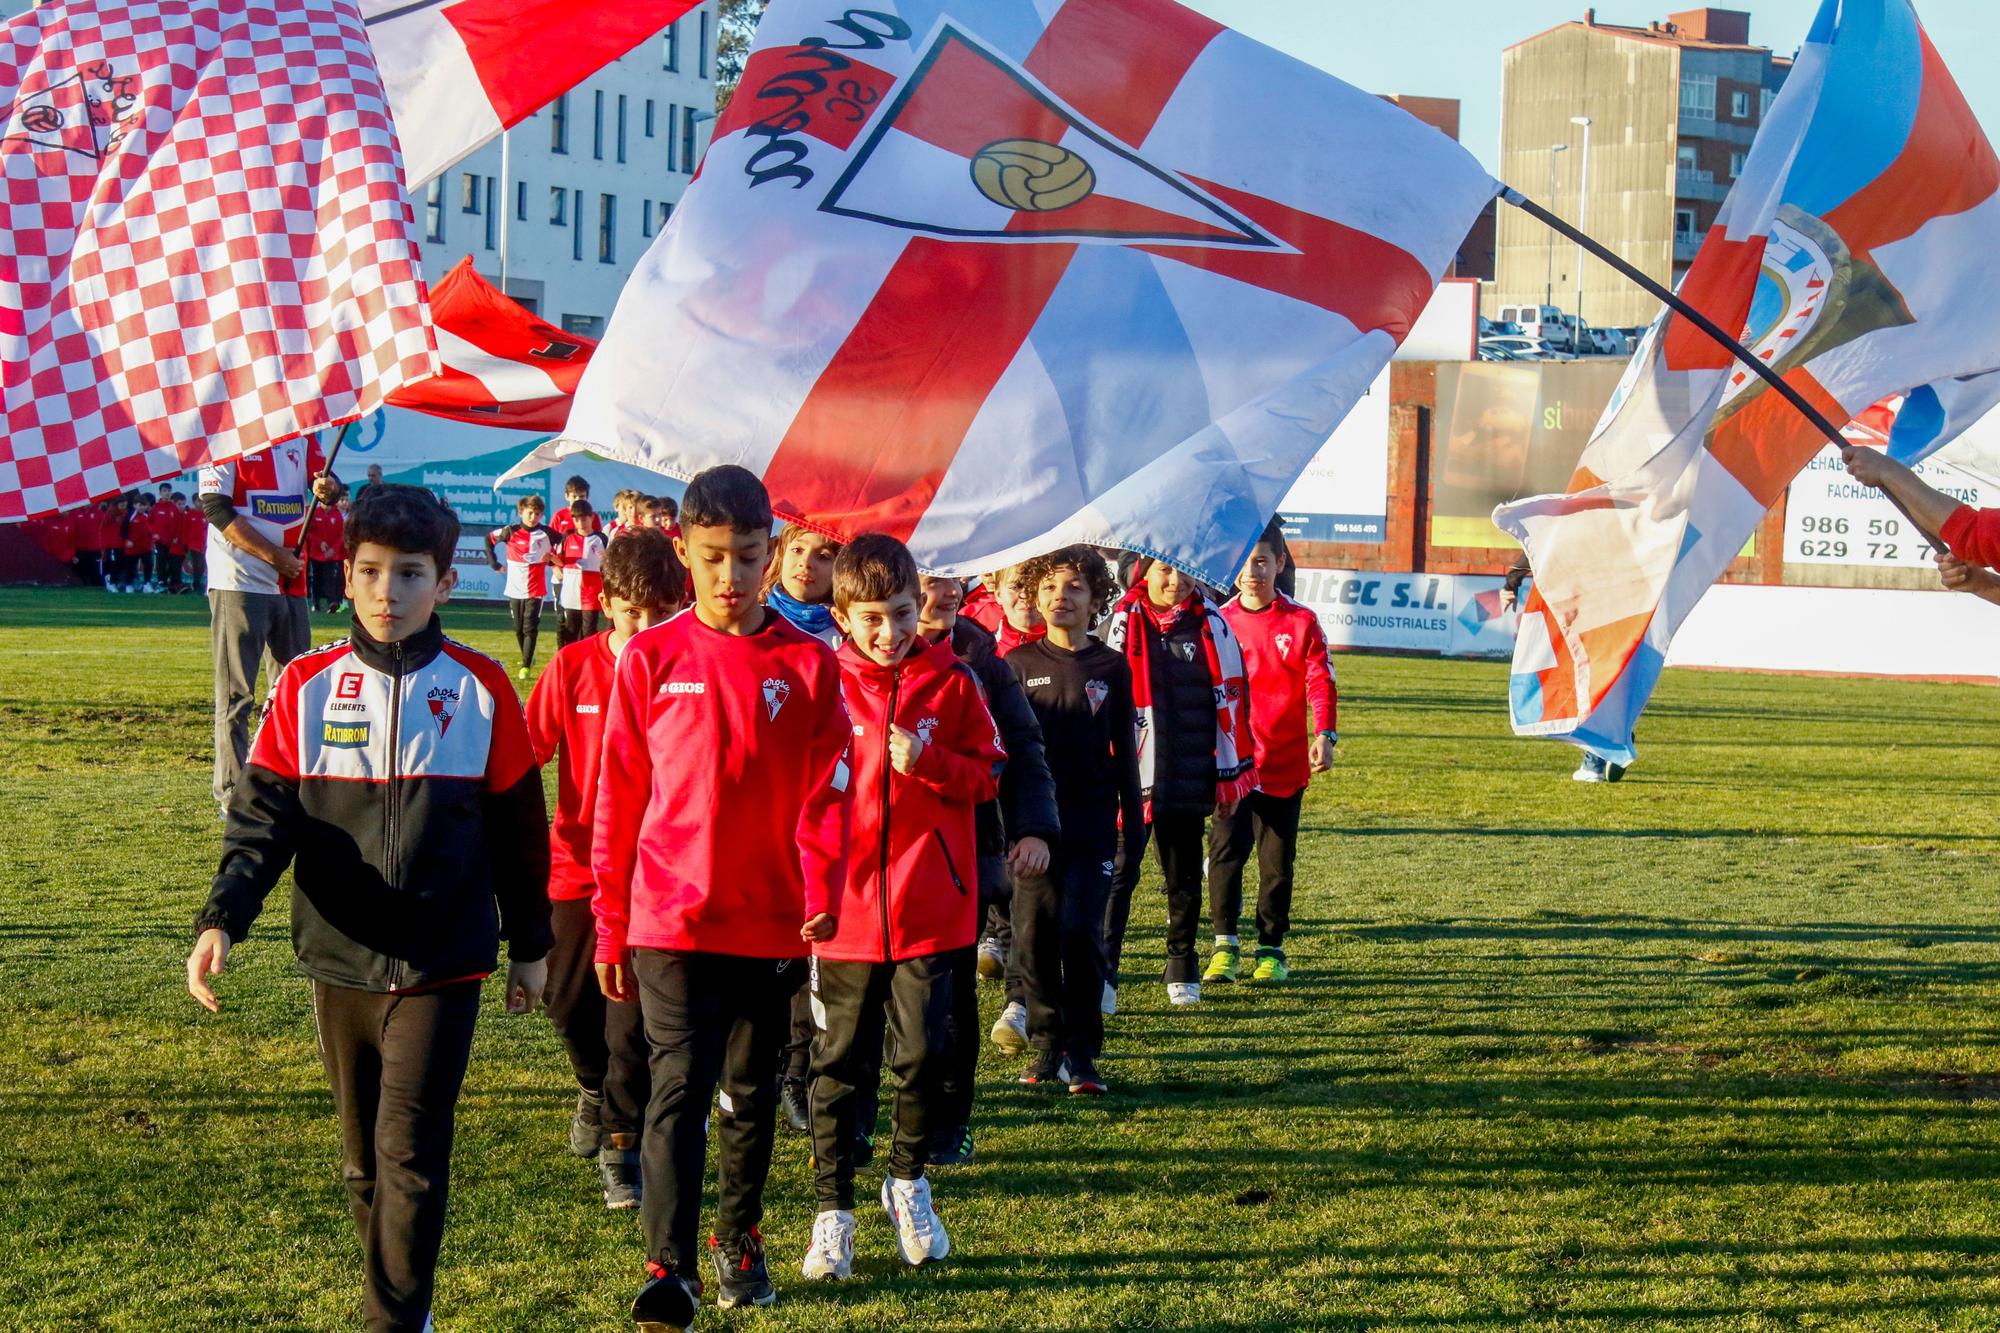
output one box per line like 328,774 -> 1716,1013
1211,521 -> 1337,985
802,534 -> 1005,1282
591,466 -> 852,1329
308,500 -> 348,613
184,484 -> 553,1332
527,528 -> 685,1214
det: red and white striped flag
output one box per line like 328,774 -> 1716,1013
387,256 -> 596,430
359,0 -> 702,187
0,0 -> 436,522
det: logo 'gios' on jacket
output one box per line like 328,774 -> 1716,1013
197,618 -> 552,994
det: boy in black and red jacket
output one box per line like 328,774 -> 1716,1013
184,484 -> 553,1333
526,528 -> 685,1212
803,535 -> 1005,1281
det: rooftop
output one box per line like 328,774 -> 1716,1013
1507,7 -> 1769,55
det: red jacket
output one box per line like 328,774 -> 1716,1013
307,507 -> 346,563
961,584 -> 1003,634
152,501 -> 184,554
1943,505 -> 2000,568
122,511 -> 154,556
592,609 -> 852,962
1222,594 -> 1337,799
816,637 -> 1005,964
183,506 -> 209,552
41,513 -> 75,563
525,632 -> 616,902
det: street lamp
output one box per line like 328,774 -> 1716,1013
1570,114 -> 1593,351
1544,142 -> 1569,308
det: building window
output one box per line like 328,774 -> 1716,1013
461,172 -> 480,213
681,106 -> 698,175
1677,144 -> 1698,171
1761,88 -> 1777,118
593,90 -> 605,160
1730,90 -> 1751,119
484,177 -> 498,249
572,190 -> 584,261
642,201 -> 654,239
424,177 -> 444,242
562,314 -> 605,339
666,106 -> 678,172
1680,74 -> 1716,121
645,99 -> 657,138
551,92 -> 569,154
1674,208 -> 1697,238
657,201 -> 672,232
617,94 -> 628,164
1730,150 -> 1747,177
515,180 -> 527,222
662,21 -> 679,72
699,10 -> 711,79
549,187 -> 567,225
599,193 -> 617,264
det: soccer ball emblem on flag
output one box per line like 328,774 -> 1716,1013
514,0 -> 1498,584
0,0 -> 435,521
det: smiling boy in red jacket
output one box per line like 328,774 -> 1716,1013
591,466 -> 852,1331
801,534 -> 1005,1283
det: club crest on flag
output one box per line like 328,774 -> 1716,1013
762,677 -> 792,720
1,56 -> 138,161
1084,678 -> 1109,714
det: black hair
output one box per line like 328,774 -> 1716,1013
833,532 -> 919,610
600,527 -> 686,609
1020,545 -> 1115,612
345,483 -> 460,577
680,465 -> 771,534
569,499 -> 595,520
564,474 -> 591,495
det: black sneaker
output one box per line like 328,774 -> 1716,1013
570,1087 -> 604,1159
1066,1054 -> 1108,1096
632,1265 -> 699,1332
708,1230 -> 777,1310
781,1077 -> 810,1134
601,1134 -> 642,1210
927,1125 -> 976,1166
1019,1049 -> 1067,1086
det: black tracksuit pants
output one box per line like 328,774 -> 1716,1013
631,949 -> 800,1275
545,898 -> 648,1136
312,978 -> 481,1333
509,597 -> 542,669
1105,813 -> 1208,984
1016,820 -> 1119,1058
1207,789 -> 1306,953
558,607 -> 601,647
808,950 -> 960,1210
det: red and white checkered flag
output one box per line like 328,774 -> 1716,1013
0,0 -> 437,521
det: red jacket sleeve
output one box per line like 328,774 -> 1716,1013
1941,505 -> 2000,569
796,656 -> 854,923
524,652 -> 564,768
1303,613 -> 1338,734
591,639 -> 655,961
907,671 -> 1006,805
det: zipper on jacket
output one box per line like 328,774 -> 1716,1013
932,829 -> 967,896
386,639 -> 405,891
878,665 -> 899,964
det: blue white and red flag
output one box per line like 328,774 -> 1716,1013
1498,0 -> 2000,764
510,0 -> 1496,583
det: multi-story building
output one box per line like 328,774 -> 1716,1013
1491,7 -> 1790,329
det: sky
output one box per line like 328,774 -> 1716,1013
1181,0 -> 2000,179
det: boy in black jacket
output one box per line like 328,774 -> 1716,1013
1006,547 -> 1142,1092
185,484 -> 553,1333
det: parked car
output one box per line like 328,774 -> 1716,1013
1587,327 -> 1630,357
1479,335 -> 1575,361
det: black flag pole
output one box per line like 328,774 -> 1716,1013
294,418 -> 358,558
1499,186 -> 1947,555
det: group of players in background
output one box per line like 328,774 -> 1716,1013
183,463 -> 1338,1332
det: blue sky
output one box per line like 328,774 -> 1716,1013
1182,1 -> 1998,178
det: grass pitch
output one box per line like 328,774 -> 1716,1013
2,587 -> 1998,1331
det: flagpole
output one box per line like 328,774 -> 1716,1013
1500,186 -> 1947,554
295,419 -> 358,558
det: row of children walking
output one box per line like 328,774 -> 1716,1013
184,465 -> 1336,1333
483,477 -> 682,679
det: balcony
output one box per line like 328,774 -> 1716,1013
1675,166 -> 1730,203
1674,233 -> 1704,264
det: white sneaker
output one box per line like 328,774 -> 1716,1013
1571,760 -> 1605,783
1101,982 -> 1117,1016
801,1208 -> 856,1280
881,1175 -> 949,1266
1166,981 -> 1201,1006
975,936 -> 1006,980
989,1000 -> 1028,1053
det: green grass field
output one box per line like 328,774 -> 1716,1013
4,586 -> 1999,1331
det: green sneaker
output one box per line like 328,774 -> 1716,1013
1250,951 -> 1289,983
1202,947 -> 1240,984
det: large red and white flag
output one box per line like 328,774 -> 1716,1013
0,0 -> 436,522
509,0 -> 1497,583
358,0 -> 702,187
386,257 -> 596,430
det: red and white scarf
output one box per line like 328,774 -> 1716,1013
1107,587 -> 1258,821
